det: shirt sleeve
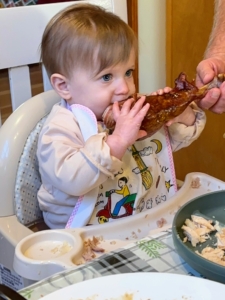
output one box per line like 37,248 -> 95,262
168,103 -> 206,152
37,106 -> 123,196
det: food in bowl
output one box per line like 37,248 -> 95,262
181,214 -> 225,266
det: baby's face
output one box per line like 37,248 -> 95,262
67,49 -> 136,120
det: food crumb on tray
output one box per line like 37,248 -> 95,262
82,236 -> 105,261
156,217 -> 167,228
191,177 -> 201,188
74,236 -> 105,265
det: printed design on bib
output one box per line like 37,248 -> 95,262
146,198 -> 153,209
165,180 -> 174,192
130,139 -> 163,191
114,168 -> 124,177
154,172 -> 174,194
131,144 -> 153,190
96,177 -> 137,224
89,127 -> 177,226
151,139 -> 163,153
136,198 -> 145,212
154,158 -> 174,193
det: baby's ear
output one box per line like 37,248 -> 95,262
50,73 -> 71,100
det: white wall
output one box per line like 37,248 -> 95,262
138,0 -> 166,93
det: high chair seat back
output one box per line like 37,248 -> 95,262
14,114 -> 48,226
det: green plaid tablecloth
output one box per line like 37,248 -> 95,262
19,229 -> 204,300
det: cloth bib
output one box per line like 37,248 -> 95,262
66,104 -> 177,228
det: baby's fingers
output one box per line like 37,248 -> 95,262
128,96 -> 147,117
112,98 -> 135,122
140,102 -> 150,116
134,101 -> 150,123
151,86 -> 172,95
112,101 -> 120,120
118,98 -> 135,115
163,87 -> 172,93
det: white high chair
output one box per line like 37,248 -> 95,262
0,0 -> 128,289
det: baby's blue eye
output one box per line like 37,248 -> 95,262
102,74 -> 112,81
125,69 -> 133,77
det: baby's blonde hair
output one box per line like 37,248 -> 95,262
41,3 -> 137,79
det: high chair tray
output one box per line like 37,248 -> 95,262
13,172 -> 225,281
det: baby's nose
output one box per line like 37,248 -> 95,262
116,79 -> 129,95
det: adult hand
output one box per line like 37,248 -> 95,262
196,57 -> 225,113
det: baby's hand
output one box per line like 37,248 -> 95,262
106,96 -> 150,159
113,96 -> 150,143
166,105 -> 196,127
150,87 -> 172,96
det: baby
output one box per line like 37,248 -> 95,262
37,3 -> 206,229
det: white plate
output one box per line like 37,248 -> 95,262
42,272 -> 225,300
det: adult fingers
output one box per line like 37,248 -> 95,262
197,88 -> 221,110
196,60 -> 215,87
208,83 -> 225,113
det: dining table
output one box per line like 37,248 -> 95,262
18,226 -> 204,300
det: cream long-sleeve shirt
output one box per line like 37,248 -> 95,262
37,99 -> 206,229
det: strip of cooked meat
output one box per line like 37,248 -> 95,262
102,73 -> 225,138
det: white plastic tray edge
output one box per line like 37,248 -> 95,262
14,172 -> 225,281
